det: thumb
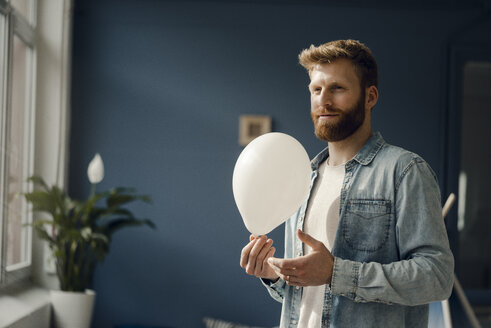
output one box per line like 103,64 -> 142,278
297,229 -> 323,250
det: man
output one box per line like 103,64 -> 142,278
240,39 -> 454,327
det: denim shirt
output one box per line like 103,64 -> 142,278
263,132 -> 454,328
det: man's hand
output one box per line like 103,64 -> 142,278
268,230 -> 334,286
240,235 -> 279,281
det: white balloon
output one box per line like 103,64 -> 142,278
232,133 -> 312,236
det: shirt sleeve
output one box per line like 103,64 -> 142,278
261,277 -> 286,303
330,158 -> 454,306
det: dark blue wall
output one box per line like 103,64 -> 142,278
69,1 -> 482,327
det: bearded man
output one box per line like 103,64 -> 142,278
240,39 -> 454,328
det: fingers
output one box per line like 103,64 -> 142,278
267,259 -> 307,286
268,256 -> 300,271
240,238 -> 257,269
264,233 -> 335,287
266,246 -> 276,260
269,267 -> 303,286
267,257 -> 302,282
262,247 -> 276,274
284,275 -> 305,286
297,229 -> 323,250
240,235 -> 275,276
240,234 -> 260,269
255,240 -> 274,274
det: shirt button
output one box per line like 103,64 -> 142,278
291,319 -> 297,325
296,286 -> 300,290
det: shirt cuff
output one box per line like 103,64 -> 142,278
260,277 -> 285,300
261,277 -> 283,289
330,257 -> 360,300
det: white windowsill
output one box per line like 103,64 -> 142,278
0,282 -> 51,328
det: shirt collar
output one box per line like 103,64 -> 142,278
310,131 -> 385,170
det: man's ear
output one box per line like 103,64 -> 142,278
366,85 -> 378,110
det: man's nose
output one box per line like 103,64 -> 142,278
319,90 -> 333,107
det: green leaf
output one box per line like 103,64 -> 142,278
24,191 -> 57,214
24,219 -> 55,227
106,190 -> 152,208
32,225 -> 55,244
79,191 -> 109,224
102,218 -> 156,236
91,233 -> 109,244
106,194 -> 136,208
91,207 -> 136,222
110,187 -> 136,194
27,176 -> 49,191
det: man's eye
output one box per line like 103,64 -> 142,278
328,85 -> 344,92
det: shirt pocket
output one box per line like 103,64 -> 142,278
342,199 -> 392,252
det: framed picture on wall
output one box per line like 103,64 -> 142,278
239,115 -> 272,146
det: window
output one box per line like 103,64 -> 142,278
458,61 -> 491,289
0,0 -> 36,286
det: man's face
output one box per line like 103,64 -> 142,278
309,59 -> 367,142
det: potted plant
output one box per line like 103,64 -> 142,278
24,153 -> 155,328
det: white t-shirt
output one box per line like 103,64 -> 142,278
297,159 -> 345,327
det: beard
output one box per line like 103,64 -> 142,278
311,92 -> 366,142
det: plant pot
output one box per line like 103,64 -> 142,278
50,289 -> 96,328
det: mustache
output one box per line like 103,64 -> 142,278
312,107 -> 342,115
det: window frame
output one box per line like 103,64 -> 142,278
0,0 -> 37,287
